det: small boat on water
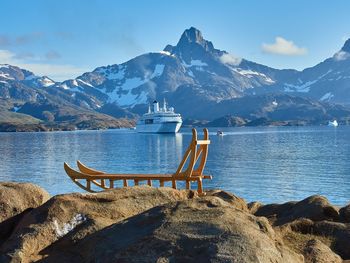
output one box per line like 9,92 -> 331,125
216,130 -> 224,136
328,120 -> 339,127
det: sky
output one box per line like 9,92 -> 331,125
0,0 -> 350,81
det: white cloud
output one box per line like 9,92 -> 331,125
333,50 -> 350,61
0,49 -> 87,81
0,49 -> 14,61
219,53 -> 242,66
262,37 -> 307,56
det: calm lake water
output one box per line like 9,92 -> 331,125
0,126 -> 349,205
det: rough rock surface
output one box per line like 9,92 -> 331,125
1,183 -> 349,262
254,195 -> 339,225
303,239 -> 342,263
339,204 -> 350,223
65,196 -> 302,263
284,218 -> 350,259
0,182 -> 50,222
1,187 -> 302,263
0,182 -> 50,246
0,186 -> 195,262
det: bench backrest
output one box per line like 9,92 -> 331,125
174,128 -> 210,179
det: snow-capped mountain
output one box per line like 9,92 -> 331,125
0,64 -> 55,88
58,27 -> 297,111
252,38 -> 350,104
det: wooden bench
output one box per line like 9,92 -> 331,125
64,128 -> 211,194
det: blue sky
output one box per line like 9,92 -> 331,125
1,0 -> 350,81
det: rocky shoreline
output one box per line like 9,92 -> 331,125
0,182 -> 349,262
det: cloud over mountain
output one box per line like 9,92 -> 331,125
0,49 -> 87,81
262,37 -> 307,56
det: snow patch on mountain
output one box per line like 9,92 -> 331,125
13,106 -> 21,112
233,69 -> 275,83
320,92 -> 334,101
182,60 -> 208,68
95,65 -> 126,80
0,64 -> 11,69
59,83 -> 70,90
101,64 -> 164,106
182,60 -> 208,73
108,67 -> 125,80
284,70 -> 333,93
158,51 -> 175,57
151,64 -> 165,78
0,73 -> 14,80
39,77 -> 55,87
77,78 -> 93,87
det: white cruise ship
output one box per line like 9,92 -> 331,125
136,100 -> 182,133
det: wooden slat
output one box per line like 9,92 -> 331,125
196,140 -> 210,145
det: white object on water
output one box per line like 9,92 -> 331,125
217,130 -> 224,136
328,120 -> 338,127
136,99 -> 182,133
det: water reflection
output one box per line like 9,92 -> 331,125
0,127 -> 350,205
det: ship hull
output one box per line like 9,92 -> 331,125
136,122 -> 182,133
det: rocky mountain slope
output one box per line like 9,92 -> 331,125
252,39 -> 350,105
1,27 -> 350,127
0,64 -> 134,131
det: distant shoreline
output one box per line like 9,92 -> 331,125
0,121 -> 347,133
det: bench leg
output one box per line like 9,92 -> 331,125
186,181 -> 191,190
159,180 -> 164,187
134,179 -> 139,186
86,180 -> 91,191
197,178 -> 203,194
147,179 -> 152,186
172,179 -> 177,189
109,180 -> 114,189
123,179 -> 128,187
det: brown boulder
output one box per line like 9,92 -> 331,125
0,182 -> 50,245
284,218 -> 350,259
255,195 -> 339,225
0,186 -> 195,262
304,239 -> 342,263
340,204 -> 350,223
248,201 -> 263,214
206,189 -> 248,211
0,182 -> 50,222
39,196 -> 302,262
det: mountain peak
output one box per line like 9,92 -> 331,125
178,27 -> 205,45
164,27 -> 219,59
341,38 -> 350,53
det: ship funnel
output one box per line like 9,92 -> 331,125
163,98 -> 167,111
153,100 -> 159,112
